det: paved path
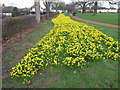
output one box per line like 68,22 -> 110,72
70,14 -> 120,28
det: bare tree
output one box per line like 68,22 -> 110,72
92,0 -> 119,16
65,1 -> 78,13
118,1 -> 120,13
65,4 -> 73,13
58,2 -> 66,11
51,2 -> 66,13
43,1 -> 52,14
108,0 -> 119,12
71,1 -> 78,13
92,1 -> 98,16
51,2 -> 59,13
77,1 -> 94,14
109,0 -> 118,5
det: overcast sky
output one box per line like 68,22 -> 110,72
0,0 -> 118,8
0,0 -> 71,8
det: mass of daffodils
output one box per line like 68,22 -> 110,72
10,14 -> 119,83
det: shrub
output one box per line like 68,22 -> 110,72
2,13 -> 57,42
2,15 -> 36,41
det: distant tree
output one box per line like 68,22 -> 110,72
109,0 -> 118,5
51,2 -> 59,13
64,0 -> 94,13
65,2 -> 77,13
71,1 -> 78,13
52,2 -> 59,13
43,1 -> 52,14
23,8 -> 30,15
98,1 -> 104,8
77,1 -> 94,14
108,0 -> 119,12
78,2 -> 88,13
57,2 -> 66,11
2,4 -> 5,7
51,2 -> 66,13
92,1 -> 98,16
12,7 -> 19,17
65,4 -> 73,13
118,1 -> 120,13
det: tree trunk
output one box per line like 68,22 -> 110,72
56,9 -> 57,13
46,7 -> 50,14
82,9 -> 86,14
46,3 -> 50,15
55,4 -> 58,13
35,2 -> 40,23
93,2 -> 98,16
56,7 -> 58,13
82,4 -> 86,14
118,8 -> 120,13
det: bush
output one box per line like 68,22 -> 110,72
12,7 -> 19,17
2,13 -> 58,42
2,15 -> 36,42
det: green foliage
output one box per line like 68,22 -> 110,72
11,18 -> 23,22
12,7 -> 19,17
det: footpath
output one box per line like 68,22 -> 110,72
70,14 -> 120,28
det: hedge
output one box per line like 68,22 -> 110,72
2,13 -> 57,42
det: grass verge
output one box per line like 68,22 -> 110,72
76,13 -> 118,25
2,20 -> 54,88
2,15 -> 118,88
66,13 -> 118,41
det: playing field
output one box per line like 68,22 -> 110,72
76,13 -> 118,25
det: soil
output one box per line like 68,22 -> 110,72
1,24 -> 39,51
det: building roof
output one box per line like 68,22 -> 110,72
2,6 -> 13,13
78,7 -> 118,10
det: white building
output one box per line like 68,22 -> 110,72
97,8 -> 118,13
2,6 -> 13,17
78,8 -> 118,13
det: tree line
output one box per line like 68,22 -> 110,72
43,0 -> 119,16
10,0 -> 120,17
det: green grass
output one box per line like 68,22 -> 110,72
27,60 -> 118,88
76,13 -> 118,25
66,13 -> 118,41
2,15 -> 118,88
2,20 -> 54,88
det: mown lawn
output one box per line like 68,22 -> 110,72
75,13 -> 118,25
66,13 -> 118,41
2,20 -> 54,88
2,15 -> 118,88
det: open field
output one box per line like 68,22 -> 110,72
76,13 -> 118,25
66,14 -> 118,41
2,15 -> 118,88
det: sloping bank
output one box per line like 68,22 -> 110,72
10,14 -> 119,84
